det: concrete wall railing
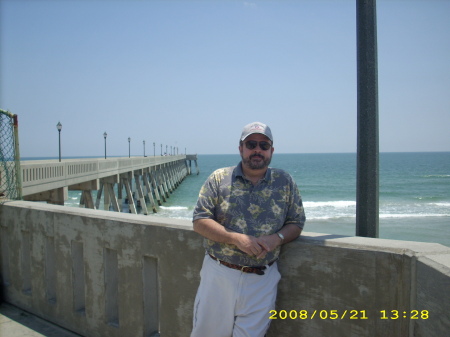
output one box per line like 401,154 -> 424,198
0,201 -> 449,336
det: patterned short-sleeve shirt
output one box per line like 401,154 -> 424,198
193,162 -> 306,267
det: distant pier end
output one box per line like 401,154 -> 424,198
185,154 -> 199,175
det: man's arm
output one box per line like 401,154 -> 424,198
193,218 -> 267,257
277,223 -> 303,245
255,224 -> 302,259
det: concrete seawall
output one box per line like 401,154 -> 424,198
1,200 -> 449,336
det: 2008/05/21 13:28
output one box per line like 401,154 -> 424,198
269,310 -> 429,320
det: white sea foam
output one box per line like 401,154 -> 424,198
308,215 -> 356,220
159,206 -> 189,210
379,213 -> 449,219
431,202 -> 450,207
304,199 -> 449,221
303,201 -> 356,208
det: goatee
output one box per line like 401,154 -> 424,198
242,154 -> 271,170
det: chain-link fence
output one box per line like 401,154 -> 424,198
0,109 -> 22,203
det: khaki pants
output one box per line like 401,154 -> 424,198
191,254 -> 281,337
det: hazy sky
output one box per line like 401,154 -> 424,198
1,0 -> 449,157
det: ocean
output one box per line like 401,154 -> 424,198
61,152 -> 450,248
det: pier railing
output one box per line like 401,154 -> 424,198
17,155 -> 197,214
1,200 -> 449,336
20,156 -> 188,197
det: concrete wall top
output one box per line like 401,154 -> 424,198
302,231 -> 450,256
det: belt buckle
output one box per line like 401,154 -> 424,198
241,265 -> 265,275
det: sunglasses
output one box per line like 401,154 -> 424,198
244,140 -> 272,151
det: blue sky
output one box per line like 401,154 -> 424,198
1,0 -> 449,157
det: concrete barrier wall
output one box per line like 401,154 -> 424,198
0,201 -> 449,336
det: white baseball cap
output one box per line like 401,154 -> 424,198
240,122 -> 273,142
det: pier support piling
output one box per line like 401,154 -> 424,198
121,175 -> 137,214
134,171 -> 149,215
143,171 -> 157,213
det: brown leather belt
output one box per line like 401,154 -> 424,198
208,254 -> 276,276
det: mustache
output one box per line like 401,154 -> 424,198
250,154 -> 264,159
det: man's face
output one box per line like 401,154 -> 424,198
239,133 -> 274,171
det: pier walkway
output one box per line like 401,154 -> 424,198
0,302 -> 80,337
19,155 -> 198,214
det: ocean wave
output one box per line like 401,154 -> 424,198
304,201 -> 356,208
379,213 -> 449,218
414,196 -> 448,201
430,202 -> 450,207
307,215 -> 356,221
307,213 -> 449,221
422,174 -> 450,178
159,206 -> 189,210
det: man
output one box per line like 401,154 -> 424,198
191,122 -> 306,337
